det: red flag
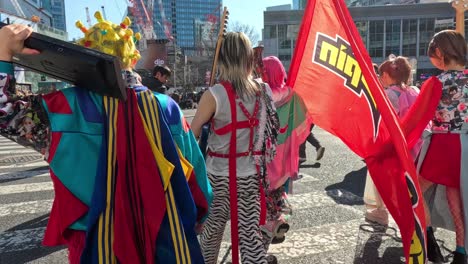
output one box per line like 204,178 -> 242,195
287,0 -> 441,262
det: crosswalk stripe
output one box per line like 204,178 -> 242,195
0,187 -> 337,213
0,175 -> 396,261
0,149 -> 39,154
268,219 -> 361,260
295,173 -> 319,183
217,219 -> 400,262
0,200 -> 52,217
0,170 -> 49,181
218,219 -> 362,261
0,144 -> 26,149
0,182 -> 53,195
288,191 -> 336,210
1,161 -> 48,169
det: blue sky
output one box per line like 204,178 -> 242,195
64,0 -> 291,40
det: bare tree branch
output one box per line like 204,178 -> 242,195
228,21 -> 260,46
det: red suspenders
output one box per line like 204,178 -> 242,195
208,81 -> 266,264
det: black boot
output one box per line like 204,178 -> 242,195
271,222 -> 290,244
451,252 -> 468,264
427,227 -> 444,263
266,254 -> 278,264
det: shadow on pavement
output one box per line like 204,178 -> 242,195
0,166 -> 49,184
299,162 -> 321,169
353,223 -> 405,264
324,166 -> 367,205
6,214 -> 50,232
0,214 -> 65,264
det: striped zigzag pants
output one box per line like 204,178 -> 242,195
200,173 -> 267,264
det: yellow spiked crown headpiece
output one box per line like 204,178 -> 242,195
75,11 -> 142,69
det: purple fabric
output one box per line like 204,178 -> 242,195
386,85 -> 423,158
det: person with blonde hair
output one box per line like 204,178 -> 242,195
191,32 -> 279,264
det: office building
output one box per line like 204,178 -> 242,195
151,0 -> 223,55
47,0 -> 66,31
263,1 -> 467,79
293,0 -> 307,10
0,0 -> 68,91
0,0 -> 66,31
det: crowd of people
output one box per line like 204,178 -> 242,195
0,66 -> 49,154
0,9 -> 467,264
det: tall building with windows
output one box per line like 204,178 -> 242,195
0,0 -> 68,92
0,0 -> 66,31
293,0 -> 307,10
263,1 -> 467,80
151,0 -> 223,55
349,2 -> 466,78
0,0 -> 52,26
46,0 -> 66,31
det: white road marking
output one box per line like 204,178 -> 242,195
0,182 -> 53,196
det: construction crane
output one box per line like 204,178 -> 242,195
205,3 -> 222,25
155,0 -> 173,41
101,6 -> 107,20
196,3 -> 222,55
127,0 -> 156,44
85,7 -> 92,27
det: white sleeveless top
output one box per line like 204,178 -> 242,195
206,82 -> 271,177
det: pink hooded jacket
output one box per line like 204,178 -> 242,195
263,56 -> 309,190
262,56 -> 292,107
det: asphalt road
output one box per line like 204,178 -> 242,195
0,109 -> 457,264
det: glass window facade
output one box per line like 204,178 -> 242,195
151,0 -> 222,55
368,20 -> 384,58
355,21 -> 368,47
279,54 -> 291,61
355,17 -> 458,59
280,39 -> 292,49
278,24 -> 287,39
434,17 -> 455,31
44,0 -> 66,31
402,19 -> 417,57
419,18 -> 435,57
264,6 -> 467,77
385,19 -> 400,57
264,25 -> 277,38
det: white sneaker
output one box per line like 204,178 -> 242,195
365,208 -> 389,226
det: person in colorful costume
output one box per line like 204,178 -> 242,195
0,13 -> 212,264
416,30 -> 468,264
259,56 -> 311,251
191,32 -> 280,264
